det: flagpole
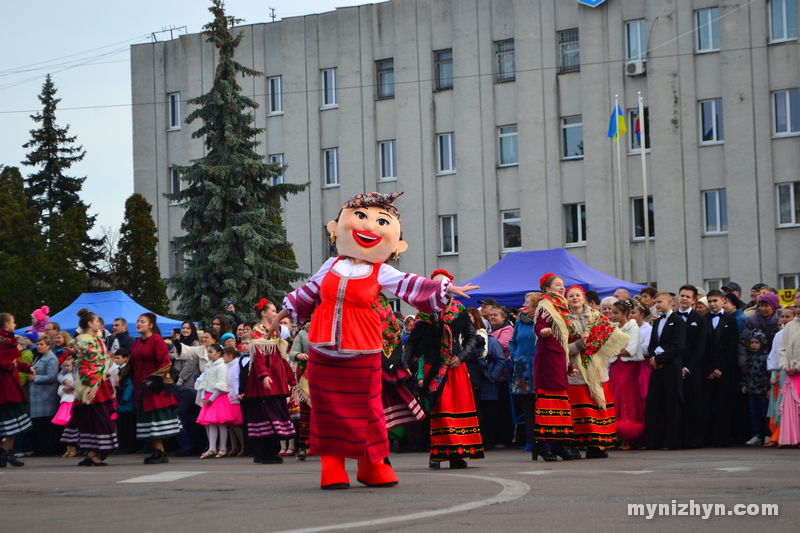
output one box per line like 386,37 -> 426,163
615,95 -> 624,280
638,91 -> 651,286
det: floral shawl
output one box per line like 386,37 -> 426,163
568,306 -> 630,408
373,296 -> 402,359
74,333 -> 109,404
534,292 -> 571,366
416,299 -> 465,395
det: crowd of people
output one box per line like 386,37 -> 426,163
1,278 -> 798,471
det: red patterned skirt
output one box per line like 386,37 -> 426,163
567,382 -> 616,447
426,363 -> 484,462
307,348 -> 387,462
534,388 -> 574,440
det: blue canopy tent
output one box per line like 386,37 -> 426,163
16,291 -> 183,338
456,248 -> 647,309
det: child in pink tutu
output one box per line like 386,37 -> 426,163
222,346 -> 244,456
196,343 -> 235,458
52,358 -> 76,457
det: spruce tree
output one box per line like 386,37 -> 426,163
22,74 -> 102,278
113,194 -> 170,316
41,205 -> 88,312
0,166 -> 42,319
165,0 -> 307,324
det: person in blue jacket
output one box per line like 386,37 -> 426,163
509,292 -> 540,451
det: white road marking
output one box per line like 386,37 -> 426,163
518,469 -> 653,475
117,471 -> 207,483
273,473 -> 531,533
715,467 -> 752,472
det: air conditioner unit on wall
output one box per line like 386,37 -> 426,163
626,60 -> 646,76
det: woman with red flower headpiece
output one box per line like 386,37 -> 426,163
531,273 -> 576,461
405,269 -> 485,470
269,192 -> 478,490
241,298 -> 296,465
563,286 -> 629,459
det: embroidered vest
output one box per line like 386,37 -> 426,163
308,258 -> 383,354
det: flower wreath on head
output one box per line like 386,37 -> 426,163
430,268 -> 454,281
256,298 -> 269,310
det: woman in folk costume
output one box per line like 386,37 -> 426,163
563,286 -> 629,459
531,274 -> 578,462
607,299 -> 644,450
60,308 -> 119,465
288,318 -> 312,460
270,192 -> 478,490
243,299 -> 297,465
405,269 -> 485,469
130,313 -> 181,464
375,293 -> 425,433
0,314 -> 34,467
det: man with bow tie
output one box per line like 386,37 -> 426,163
702,290 -> 740,447
676,285 -> 708,448
642,292 -> 686,450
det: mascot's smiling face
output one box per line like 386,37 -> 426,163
327,206 -> 408,264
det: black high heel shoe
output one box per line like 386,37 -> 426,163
550,442 -> 574,461
532,442 -> 557,462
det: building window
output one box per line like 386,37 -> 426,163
773,89 -> 800,135
703,189 -> 728,234
565,203 -> 587,245
558,29 -> 580,73
696,8 -> 720,52
168,92 -> 181,130
495,40 -> 515,82
440,215 -> 458,254
379,140 -> 397,180
437,132 -> 456,174
169,168 -> 182,195
501,210 -> 521,251
780,273 -> 800,290
699,98 -> 724,144
434,49 -> 453,90
321,68 -> 338,108
561,116 -> 584,159
777,182 -> 800,226
269,154 -> 285,185
626,19 -> 647,61
632,196 -> 655,240
323,148 -> 339,186
770,0 -> 798,42
705,278 -> 729,292
498,125 -> 519,166
629,108 -> 651,151
388,299 -> 402,313
170,240 -> 184,277
268,76 -> 283,114
376,59 -> 395,98
325,227 -> 338,258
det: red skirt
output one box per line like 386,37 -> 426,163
609,359 -> 644,441
567,382 -> 616,447
307,348 -> 387,462
426,363 -> 484,461
534,388 -> 574,441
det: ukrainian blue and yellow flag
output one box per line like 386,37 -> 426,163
607,104 -> 627,142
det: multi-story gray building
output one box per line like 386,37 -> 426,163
131,0 -> 800,310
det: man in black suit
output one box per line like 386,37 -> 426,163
643,291 -> 686,450
702,290 -> 739,447
676,285 -> 708,448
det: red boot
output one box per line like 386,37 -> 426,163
320,455 -> 350,490
356,458 -> 399,487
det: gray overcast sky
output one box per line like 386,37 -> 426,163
0,0 -> 386,236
